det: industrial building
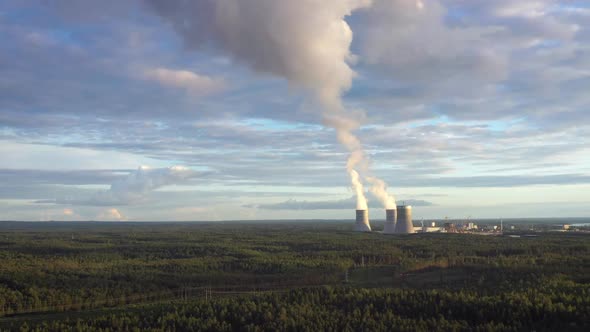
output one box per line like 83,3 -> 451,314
420,224 -> 440,233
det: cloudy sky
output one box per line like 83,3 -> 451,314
1,0 -> 589,221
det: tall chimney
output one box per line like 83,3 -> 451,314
354,209 -> 371,232
394,205 -> 414,234
383,209 -> 397,234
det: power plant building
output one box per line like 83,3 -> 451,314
354,209 -> 372,232
394,205 -> 414,234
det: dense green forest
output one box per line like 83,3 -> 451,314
0,221 -> 589,331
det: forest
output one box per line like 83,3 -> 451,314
0,221 -> 589,331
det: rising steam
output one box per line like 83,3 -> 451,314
146,0 -> 375,210
146,0 -> 402,213
349,169 -> 368,210
367,176 -> 396,209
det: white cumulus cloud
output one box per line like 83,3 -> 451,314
143,67 -> 225,95
35,166 -> 197,206
96,208 -> 126,221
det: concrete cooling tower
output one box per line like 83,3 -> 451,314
354,209 -> 372,232
394,205 -> 414,234
383,209 -> 397,234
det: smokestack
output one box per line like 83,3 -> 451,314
383,209 -> 397,234
394,205 -> 414,234
354,209 -> 371,232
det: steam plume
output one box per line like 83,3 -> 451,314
367,176 -> 396,209
145,0 -> 373,210
350,169 -> 368,210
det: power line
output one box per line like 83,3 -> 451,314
0,281 -> 336,318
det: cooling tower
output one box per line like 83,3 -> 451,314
394,205 -> 414,234
383,209 -> 397,234
354,209 -> 371,232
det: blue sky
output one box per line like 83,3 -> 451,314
1,0 -> 589,221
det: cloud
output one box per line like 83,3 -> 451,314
35,166 -> 197,206
93,166 -> 194,205
245,196 -> 433,210
356,0 -> 509,87
0,169 -> 126,186
96,208 -> 126,221
399,174 -> 590,188
347,0 -> 588,129
25,31 -> 58,47
142,67 -> 225,95
1,0 -> 590,220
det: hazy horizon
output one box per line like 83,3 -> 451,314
2,216 -> 590,225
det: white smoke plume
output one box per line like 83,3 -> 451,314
145,0 -> 374,210
367,176 -> 396,210
349,169 -> 368,210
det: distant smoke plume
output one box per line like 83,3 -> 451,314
145,0 -> 373,210
367,176 -> 396,209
